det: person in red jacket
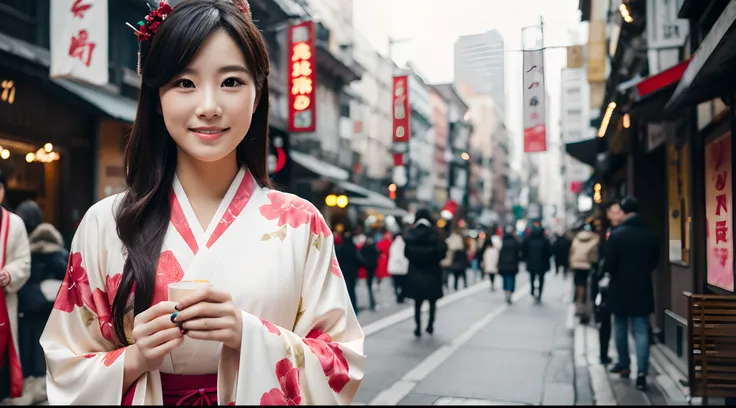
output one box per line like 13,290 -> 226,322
375,231 -> 393,284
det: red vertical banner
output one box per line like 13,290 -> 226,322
705,132 -> 734,292
522,47 -> 547,152
288,21 -> 317,133
392,75 -> 410,142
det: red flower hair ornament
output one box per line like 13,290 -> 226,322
126,0 -> 252,75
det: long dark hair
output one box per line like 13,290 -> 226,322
111,0 -> 271,345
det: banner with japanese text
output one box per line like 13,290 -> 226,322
522,49 -> 546,152
50,0 -> 109,86
288,21 -> 317,133
705,132 -> 735,292
392,75 -> 410,143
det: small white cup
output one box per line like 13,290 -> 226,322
167,280 -> 212,302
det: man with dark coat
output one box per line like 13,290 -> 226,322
522,227 -> 552,302
404,209 -> 447,337
498,227 -> 522,304
336,228 -> 360,315
551,232 -> 572,279
605,197 -> 660,391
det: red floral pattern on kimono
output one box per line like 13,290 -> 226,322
102,348 -> 125,367
54,252 -> 93,313
151,250 -> 185,306
303,329 -> 350,393
331,255 -> 342,278
260,358 -> 302,406
259,192 -> 332,237
260,318 -> 281,336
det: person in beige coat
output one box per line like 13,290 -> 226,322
570,225 -> 600,316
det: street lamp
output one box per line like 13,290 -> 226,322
326,194 -> 349,208
461,152 -> 470,161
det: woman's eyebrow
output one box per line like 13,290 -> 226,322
217,65 -> 250,74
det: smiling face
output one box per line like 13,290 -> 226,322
159,29 -> 257,165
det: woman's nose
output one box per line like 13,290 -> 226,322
196,87 -> 222,118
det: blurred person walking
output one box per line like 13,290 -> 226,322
360,235 -> 380,311
387,231 -> 409,304
15,200 -> 67,404
404,209 -> 447,337
552,232 -> 572,279
498,227 -> 522,304
336,227 -> 361,315
569,224 -> 600,317
444,227 -> 468,291
522,227 -> 552,303
605,197 -> 660,390
480,235 -> 500,291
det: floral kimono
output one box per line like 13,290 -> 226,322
0,208 -> 30,399
40,167 -> 365,405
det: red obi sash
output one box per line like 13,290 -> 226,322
122,373 -> 218,406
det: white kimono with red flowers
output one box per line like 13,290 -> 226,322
40,167 -> 365,405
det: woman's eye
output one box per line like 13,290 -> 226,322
175,79 -> 195,89
222,78 -> 243,87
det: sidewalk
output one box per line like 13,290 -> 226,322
357,271 -> 576,405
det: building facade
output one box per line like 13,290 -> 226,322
454,29 -> 506,115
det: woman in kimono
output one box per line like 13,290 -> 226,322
40,0 -> 365,405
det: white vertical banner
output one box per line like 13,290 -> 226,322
50,0 -> 109,86
522,48 -> 547,153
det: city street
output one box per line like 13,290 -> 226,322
352,270 -> 679,406
353,271 -> 586,405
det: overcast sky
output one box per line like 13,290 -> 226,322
352,0 -> 585,166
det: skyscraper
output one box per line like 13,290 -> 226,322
453,29 -> 506,115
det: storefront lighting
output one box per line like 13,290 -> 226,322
44,143 -> 53,153
25,153 -> 35,163
437,218 -> 447,228
619,4 -> 633,23
325,194 -> 337,207
623,113 -> 631,129
598,102 -> 617,137
0,150 -> 9,160
336,195 -> 349,209
461,152 -> 470,161
594,183 -> 602,192
388,183 -> 397,192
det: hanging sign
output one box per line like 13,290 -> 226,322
288,21 -> 317,133
50,0 -> 109,86
523,49 -> 547,152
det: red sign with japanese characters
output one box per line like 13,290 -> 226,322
392,75 -> 411,143
287,21 -> 317,133
705,132 -> 735,292
50,0 -> 109,85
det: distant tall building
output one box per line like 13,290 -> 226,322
453,29 -> 506,115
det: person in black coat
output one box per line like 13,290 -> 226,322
336,228 -> 360,315
15,200 -> 68,403
551,233 -> 572,279
359,236 -> 379,311
498,227 -> 522,304
522,227 -> 552,302
404,209 -> 447,337
604,197 -> 660,391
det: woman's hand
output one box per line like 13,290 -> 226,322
0,270 -> 10,287
130,301 -> 184,373
173,286 -> 243,351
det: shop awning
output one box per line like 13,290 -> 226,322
628,59 -> 691,121
565,137 -> 606,168
335,180 -> 396,209
290,150 -> 349,181
666,0 -> 736,111
349,199 -> 408,217
53,79 -> 137,124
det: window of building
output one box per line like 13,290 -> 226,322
0,0 -> 41,44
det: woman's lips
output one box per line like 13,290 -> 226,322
190,127 -> 229,141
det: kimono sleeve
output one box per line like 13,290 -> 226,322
3,215 -> 30,294
40,204 -> 130,405
219,208 -> 365,405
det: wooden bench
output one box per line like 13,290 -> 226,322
683,292 -> 736,405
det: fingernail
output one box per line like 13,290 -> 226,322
171,312 -> 178,323
174,304 -> 181,311
180,328 -> 187,335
